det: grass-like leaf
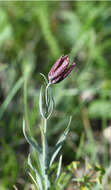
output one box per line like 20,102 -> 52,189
28,154 -> 43,190
28,172 -> 39,189
49,116 -> 72,166
56,155 -> 62,181
47,96 -> 54,119
23,119 -> 42,154
0,77 -> 24,119
40,73 -> 48,85
39,86 -> 46,119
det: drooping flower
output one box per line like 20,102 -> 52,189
48,55 -> 76,84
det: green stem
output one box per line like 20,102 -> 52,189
44,118 -> 47,134
43,118 -> 50,190
41,83 -> 52,190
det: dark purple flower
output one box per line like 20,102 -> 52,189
48,55 -> 76,84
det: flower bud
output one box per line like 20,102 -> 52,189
48,55 -> 76,84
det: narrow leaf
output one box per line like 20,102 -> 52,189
23,119 -> 41,154
28,172 -> 39,189
0,77 -> 24,119
50,116 -> 72,166
28,154 -> 43,190
39,86 -> 46,119
47,97 -> 54,119
40,73 -> 48,85
56,155 -> 62,180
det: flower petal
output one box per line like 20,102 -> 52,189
48,55 -> 64,77
48,55 -> 68,77
62,63 -> 76,80
50,75 -> 62,84
48,57 -> 69,82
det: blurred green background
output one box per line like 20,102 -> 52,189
0,1 -> 111,189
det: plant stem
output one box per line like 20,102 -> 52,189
44,118 -> 47,134
43,118 -> 50,190
41,84 -> 52,190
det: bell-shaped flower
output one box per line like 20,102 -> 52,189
48,55 -> 76,84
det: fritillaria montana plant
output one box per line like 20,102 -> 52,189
23,55 -> 76,190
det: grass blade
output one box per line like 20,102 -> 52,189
0,77 -> 24,119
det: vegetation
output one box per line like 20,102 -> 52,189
0,1 -> 111,189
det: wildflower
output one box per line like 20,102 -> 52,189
48,55 -> 76,84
